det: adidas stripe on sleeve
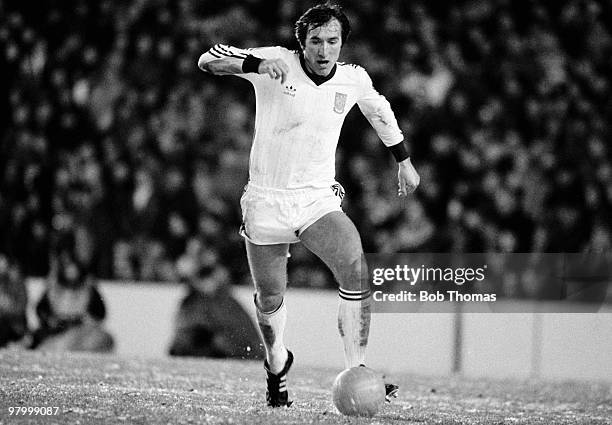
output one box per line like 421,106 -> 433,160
199,43 -> 249,64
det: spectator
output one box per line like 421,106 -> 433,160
0,254 -> 28,347
30,233 -> 114,352
169,241 -> 263,359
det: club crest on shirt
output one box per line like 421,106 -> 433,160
334,92 -> 347,114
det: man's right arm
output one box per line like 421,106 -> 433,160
198,44 -> 249,74
198,44 -> 289,84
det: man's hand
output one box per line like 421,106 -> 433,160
259,59 -> 289,84
397,157 -> 420,197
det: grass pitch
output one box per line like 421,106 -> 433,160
0,349 -> 610,424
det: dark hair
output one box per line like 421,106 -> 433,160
294,3 -> 351,49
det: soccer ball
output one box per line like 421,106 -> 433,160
331,366 -> 385,417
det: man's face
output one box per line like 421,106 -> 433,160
302,18 -> 343,76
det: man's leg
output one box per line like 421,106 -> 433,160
299,211 -> 370,369
245,241 -> 292,380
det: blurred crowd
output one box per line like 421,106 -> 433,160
1,0 -> 611,297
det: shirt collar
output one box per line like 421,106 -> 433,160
299,54 -> 337,86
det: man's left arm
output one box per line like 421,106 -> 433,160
356,71 -> 420,196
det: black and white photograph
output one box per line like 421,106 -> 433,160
1,0 -> 611,423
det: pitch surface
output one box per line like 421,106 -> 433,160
1,349 -> 610,424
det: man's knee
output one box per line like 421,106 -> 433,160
336,254 -> 369,292
251,271 -> 286,313
246,242 -> 289,313
254,290 -> 285,313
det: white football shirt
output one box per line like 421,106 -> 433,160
200,44 -> 404,190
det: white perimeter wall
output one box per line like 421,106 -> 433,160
26,280 -> 612,382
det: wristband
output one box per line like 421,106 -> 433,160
242,55 -> 263,73
387,141 -> 410,162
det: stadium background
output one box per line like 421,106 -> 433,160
1,0 -> 612,378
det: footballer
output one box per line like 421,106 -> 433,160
198,2 -> 419,407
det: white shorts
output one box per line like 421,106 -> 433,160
239,182 -> 345,245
